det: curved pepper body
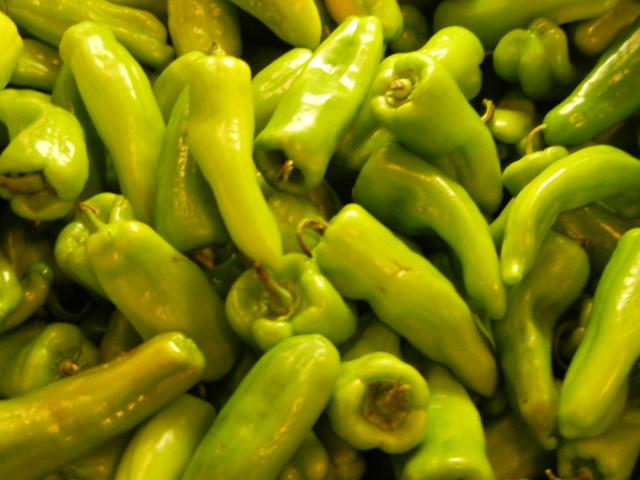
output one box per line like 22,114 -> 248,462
278,431 -> 330,480
0,11 -> 22,89
10,39 -> 61,92
267,192 -> 326,255
389,4 -> 429,53
0,252 -> 22,322
98,310 -> 142,362
324,0 -> 403,42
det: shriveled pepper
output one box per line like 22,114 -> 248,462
0,89 -> 89,221
324,0 -> 403,42
0,10 -> 22,90
9,39 -> 61,92
254,16 -> 384,194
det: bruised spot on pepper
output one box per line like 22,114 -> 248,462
362,379 -> 411,431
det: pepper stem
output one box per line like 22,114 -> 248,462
481,98 -> 496,124
77,202 -> 106,233
0,173 -> 49,194
59,358 -> 80,377
525,124 -> 547,155
385,76 -> 414,107
296,218 -> 328,257
276,159 -> 295,184
255,262 -> 294,317
190,246 -> 217,270
362,380 -> 411,431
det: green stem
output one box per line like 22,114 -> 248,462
76,202 -> 107,233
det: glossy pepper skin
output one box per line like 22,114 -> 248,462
154,87 -> 229,253
0,321 -> 99,397
182,334 -> 340,480
493,17 -> 576,100
153,50 -> 205,122
324,0 -> 403,42
0,11 -> 22,89
501,145 -> 640,286
486,90 -> 538,146
327,351 -> 430,454
59,21 -> 165,224
501,145 -> 569,195
0,332 -> 204,480
559,228 -> 640,439
226,253 -> 357,351
311,203 -> 497,397
494,232 -> 589,450
9,39 -> 62,92
433,0 -> 617,49
0,252 -> 22,325
188,54 -> 284,270
353,143 -> 506,320
168,0 -> 242,58
0,89 -> 89,221
370,51 -> 503,214
254,16 -> 384,194
115,394 -> 216,480
1,0 -> 174,68
397,363 -> 494,480
544,18 -> 640,146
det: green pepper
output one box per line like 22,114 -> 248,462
225,252 -> 357,351
493,17 -> 577,100
108,0 -> 167,19
254,16 -> 384,194
501,145 -> 570,195
167,0 -> 242,58
98,309 -> 141,361
543,18 -> 640,146
327,351 -> 429,453
341,314 -> 402,361
188,53 -> 284,270
389,4 -> 429,53
314,415 -> 366,480
370,51 -> 503,214
59,21 -> 165,224
324,0 -> 403,42
278,431 -> 330,480
0,262 -> 52,333
0,251 -> 23,324
493,232 -> 589,450
114,394 -> 216,480
153,87 -> 230,253
9,38 -> 61,92
0,11 -> 22,89
0,331 -> 204,480
308,203 -> 497,397
0,89 -> 89,221
559,228 -> 640,439
227,0 -> 322,49
1,0 -> 174,68
353,143 -> 506,319
500,145 -> 640,285
485,90 -> 538,146
182,334 -> 340,480
433,0 -> 617,49
396,363 -> 494,480
0,321 -> 99,397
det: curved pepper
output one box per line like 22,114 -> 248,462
543,18 -> 640,146
486,90 -> 538,146
397,363 -> 494,480
433,0 -> 617,49
370,51 -> 503,214
114,394 -> 216,480
59,21 -> 165,224
501,145 -> 640,285
0,89 -> 89,221
254,16 -> 384,194
559,228 -> 640,439
168,0 -> 241,58
9,39 -> 61,92
1,0 -> 173,68
310,203 -> 497,397
494,232 -> 589,450
225,252 -> 357,351
227,0 -> 322,49
188,54 -> 284,270
493,17 -> 576,100
389,4 -> 429,53
353,143 -> 506,319
98,309 -> 142,361
278,431 -> 330,480
0,321 -> 99,397
0,331 -> 204,480
328,351 -> 429,454
0,252 -> 22,323
182,334 -> 340,480
501,145 -> 569,195
324,0 -> 403,42
0,10 -> 21,89
341,314 -> 402,361
314,415 -> 366,480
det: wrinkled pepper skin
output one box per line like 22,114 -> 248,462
433,0 -> 617,49
1,0 -> 173,68
559,228 -> 640,439
397,363 -> 494,480
85,218 -> 239,382
544,18 -> 640,146
0,89 -> 89,221
168,0 -> 242,58
9,39 -> 62,92
501,145 -> 640,285
327,351 -> 430,454
0,321 -> 99,397
370,52 -> 502,214
59,21 -> 165,224
0,332 -> 204,480
154,87 -> 230,253
278,431 -> 330,480
188,54 -> 284,270
493,232 -> 589,450
182,334 -> 340,480
324,0 -> 403,42
226,253 -> 357,351
115,394 -> 216,480
312,204 -> 497,397
0,11 -> 22,89
353,143 -> 506,320
254,16 -> 384,194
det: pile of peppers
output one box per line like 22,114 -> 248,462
1,0 -> 640,478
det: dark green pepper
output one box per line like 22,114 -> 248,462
98,309 -> 141,362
